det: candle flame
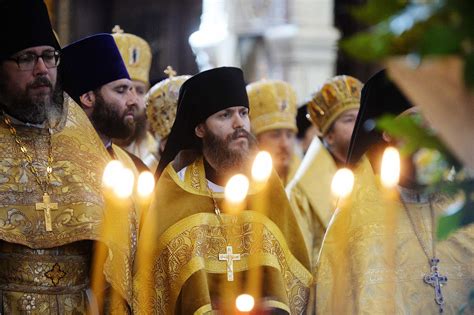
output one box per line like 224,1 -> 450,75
331,168 -> 355,198
225,174 -> 249,203
251,151 -> 273,182
102,160 -> 124,188
137,171 -> 155,197
381,146 -> 400,188
235,294 -> 255,312
113,167 -> 135,198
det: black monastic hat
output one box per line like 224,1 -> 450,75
0,0 -> 60,61
156,66 -> 249,177
60,33 -> 130,102
346,69 -> 412,166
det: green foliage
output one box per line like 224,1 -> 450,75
376,114 -> 473,240
377,115 -> 448,156
343,0 -> 474,86
350,0 -> 409,25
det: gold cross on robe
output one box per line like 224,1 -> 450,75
45,263 -> 66,286
219,245 -> 241,281
36,192 -> 58,231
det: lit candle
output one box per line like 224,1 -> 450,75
236,293 -> 255,313
246,151 -> 274,304
380,146 -> 401,311
381,146 -> 401,189
331,168 -> 355,200
251,151 -> 273,185
113,167 -> 135,199
224,174 -> 249,214
102,160 -> 123,189
91,160 -> 133,309
137,171 -> 155,218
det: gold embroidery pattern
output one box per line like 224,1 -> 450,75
45,263 -> 66,286
0,241 -> 91,314
151,219 -> 310,314
316,158 -> 474,314
190,160 -> 201,191
0,102 -> 108,248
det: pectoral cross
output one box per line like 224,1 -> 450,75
424,258 -> 448,313
219,245 -> 240,281
36,193 -> 58,232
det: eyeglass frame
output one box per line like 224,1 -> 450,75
6,50 -> 61,71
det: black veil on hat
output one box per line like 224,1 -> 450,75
0,0 -> 60,61
346,69 -> 412,166
156,67 -> 249,177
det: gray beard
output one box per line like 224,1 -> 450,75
0,79 -> 64,125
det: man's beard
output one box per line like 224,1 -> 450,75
113,106 -> 147,146
0,74 -> 63,125
91,92 -> 135,140
202,127 -> 258,175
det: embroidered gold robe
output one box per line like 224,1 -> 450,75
283,153 -> 301,187
0,101 -> 138,314
286,137 -> 337,271
133,156 -> 312,314
316,157 -> 474,314
120,132 -> 159,173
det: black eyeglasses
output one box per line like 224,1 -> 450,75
7,50 -> 60,71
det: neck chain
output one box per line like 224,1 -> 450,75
209,190 -> 223,224
3,113 -> 58,232
401,196 -> 448,313
208,188 -> 241,282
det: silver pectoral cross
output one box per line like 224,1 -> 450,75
424,258 -> 448,313
35,193 -> 58,232
219,245 -> 241,281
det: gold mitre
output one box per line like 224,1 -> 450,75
111,25 -> 151,84
146,66 -> 191,139
247,79 -> 298,135
307,75 -> 363,135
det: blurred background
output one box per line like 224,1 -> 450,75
45,0 -> 379,102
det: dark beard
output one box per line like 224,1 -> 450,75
91,92 -> 134,140
202,127 -> 257,175
0,74 -> 63,124
113,107 -> 147,146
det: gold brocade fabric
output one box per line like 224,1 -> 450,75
0,100 -> 139,312
120,132 -> 159,173
133,156 -> 312,314
0,101 -> 108,247
282,153 -> 301,187
315,157 -> 474,314
105,144 -> 140,306
286,139 -> 337,270
0,241 -> 91,314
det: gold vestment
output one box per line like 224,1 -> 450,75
286,138 -> 337,270
283,153 -> 301,187
133,156 -> 312,314
316,157 -> 474,314
120,132 -> 159,173
0,101 -> 138,313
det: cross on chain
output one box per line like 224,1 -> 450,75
35,192 -> 58,232
424,258 -> 448,313
219,245 -> 241,281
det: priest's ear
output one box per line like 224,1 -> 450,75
79,91 -> 96,109
195,123 -> 206,139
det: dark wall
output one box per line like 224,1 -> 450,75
334,0 -> 381,83
65,0 -> 201,84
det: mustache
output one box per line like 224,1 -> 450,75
27,76 -> 52,89
229,128 -> 253,141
